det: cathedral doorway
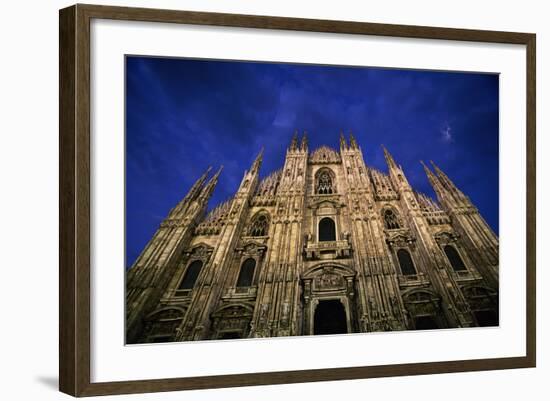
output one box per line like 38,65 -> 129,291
414,315 -> 439,330
461,285 -> 499,327
301,263 -> 357,335
313,299 -> 348,335
473,310 -> 499,327
403,289 -> 447,331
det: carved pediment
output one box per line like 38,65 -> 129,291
302,263 -> 356,280
461,285 -> 497,299
144,306 -> 187,321
309,146 -> 341,164
236,240 -> 267,256
309,196 -> 344,210
403,289 -> 440,304
184,243 -> 214,259
434,231 -> 459,244
402,289 -> 442,316
385,230 -> 415,248
211,303 -> 254,319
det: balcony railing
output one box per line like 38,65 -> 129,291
452,269 -> 483,281
222,286 -> 258,300
397,273 -> 430,287
304,239 -> 352,260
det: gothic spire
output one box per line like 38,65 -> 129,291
349,131 -> 358,149
199,165 -> 223,202
421,160 -> 445,198
430,161 -> 455,190
300,131 -> 308,151
290,130 -> 298,151
250,147 -> 264,175
339,131 -> 347,149
382,144 -> 398,170
430,160 -> 470,203
421,160 -> 434,180
187,166 -> 211,200
171,166 -> 211,215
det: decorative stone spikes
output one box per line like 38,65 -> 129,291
430,161 -> 469,204
420,160 -> 434,179
415,191 -> 442,212
198,165 -> 223,202
371,168 -> 390,189
250,148 -> 264,175
203,197 -> 233,222
421,160 -> 445,197
254,168 -> 282,197
369,168 -> 398,200
289,131 -> 307,152
309,145 -> 341,164
339,131 -> 347,149
289,130 -> 299,151
349,131 -> 358,149
188,166 -> 212,198
195,197 -> 234,235
415,190 -> 451,225
170,166 -> 212,216
422,160 -> 470,207
339,131 -> 358,151
430,161 -> 454,189
381,144 -> 398,170
300,131 -> 308,151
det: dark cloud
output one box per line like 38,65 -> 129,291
126,57 -> 499,267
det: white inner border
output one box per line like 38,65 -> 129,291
90,19 -> 526,383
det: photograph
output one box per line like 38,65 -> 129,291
124,56 -> 500,344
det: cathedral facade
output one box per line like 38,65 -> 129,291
126,133 -> 499,344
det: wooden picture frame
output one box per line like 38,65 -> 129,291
59,3 -> 536,397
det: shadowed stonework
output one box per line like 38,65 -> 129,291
126,133 -> 499,343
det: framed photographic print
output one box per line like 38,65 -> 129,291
59,4 -> 536,397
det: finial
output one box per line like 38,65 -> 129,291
420,160 -> 434,176
340,131 -> 347,149
199,165 -> 223,201
349,130 -> 358,148
429,160 -> 445,176
208,165 -> 223,184
430,160 -> 450,181
250,147 -> 263,174
381,144 -> 397,169
290,130 -> 298,150
300,131 -> 308,150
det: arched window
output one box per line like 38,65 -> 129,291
249,214 -> 269,236
236,258 -> 256,287
397,249 -> 416,275
318,217 -> 336,242
316,171 -> 334,194
444,245 -> 466,271
178,260 -> 203,290
384,209 -> 400,229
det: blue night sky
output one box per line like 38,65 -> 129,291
126,56 -> 499,268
